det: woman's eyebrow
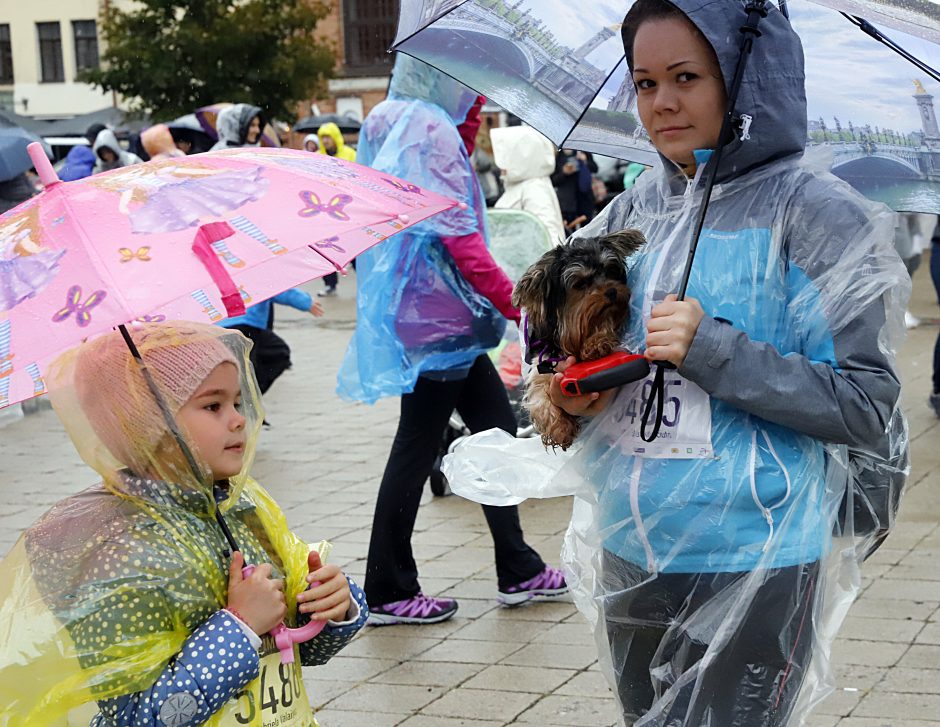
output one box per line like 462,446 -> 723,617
633,60 -> 696,74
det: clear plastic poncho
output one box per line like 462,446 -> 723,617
0,322 -> 325,725
337,55 -> 506,403
443,2 -> 911,724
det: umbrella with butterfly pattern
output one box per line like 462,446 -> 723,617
0,143 -> 461,411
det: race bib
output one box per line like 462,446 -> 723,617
602,369 -> 714,459
217,638 -> 315,727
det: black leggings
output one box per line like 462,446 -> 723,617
603,550 -> 819,726
364,355 -> 545,606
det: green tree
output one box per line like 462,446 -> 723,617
83,0 -> 335,121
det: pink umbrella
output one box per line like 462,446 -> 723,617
0,143 -> 461,410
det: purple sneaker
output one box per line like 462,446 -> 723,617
498,565 -> 569,606
367,593 -> 458,626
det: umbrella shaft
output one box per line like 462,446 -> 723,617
117,324 -> 243,555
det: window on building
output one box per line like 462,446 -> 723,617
37,22 -> 64,83
72,20 -> 99,75
343,0 -> 399,75
0,25 -> 12,84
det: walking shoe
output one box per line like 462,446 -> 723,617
498,565 -> 569,606
317,287 -> 337,298
929,392 -> 940,418
367,593 -> 458,626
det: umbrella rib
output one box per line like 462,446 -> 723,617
391,0 -> 472,51
560,55 -> 628,151
840,13 -> 940,82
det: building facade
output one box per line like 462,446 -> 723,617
0,0 -> 129,118
307,0 -> 399,123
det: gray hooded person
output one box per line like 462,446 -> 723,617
210,104 -> 265,150
92,128 -> 142,173
539,0 -> 910,724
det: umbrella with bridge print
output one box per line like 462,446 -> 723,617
393,0 -> 940,214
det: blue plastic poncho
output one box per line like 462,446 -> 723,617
337,55 -> 506,403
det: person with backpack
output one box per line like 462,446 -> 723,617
546,0 -> 908,724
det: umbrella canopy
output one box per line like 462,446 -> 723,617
195,102 -> 282,147
294,113 -> 362,134
0,127 -> 51,182
394,0 -> 940,213
0,143 -> 460,410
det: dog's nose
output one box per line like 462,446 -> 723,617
605,288 -> 618,302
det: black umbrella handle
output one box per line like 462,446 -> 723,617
642,1 -> 768,442
118,324 -> 243,556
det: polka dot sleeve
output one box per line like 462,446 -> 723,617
298,576 -> 369,667
93,610 -> 260,726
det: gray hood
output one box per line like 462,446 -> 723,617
630,0 -> 807,185
214,103 -> 263,148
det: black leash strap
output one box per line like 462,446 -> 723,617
639,0 -> 767,443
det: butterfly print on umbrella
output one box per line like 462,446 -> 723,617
311,236 -> 347,254
298,192 -> 353,222
119,246 -> 152,263
52,286 -> 107,328
383,178 -> 424,195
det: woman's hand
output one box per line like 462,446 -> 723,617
296,551 -> 352,622
645,294 -> 705,368
226,551 -> 287,636
309,301 -> 324,317
548,356 -> 617,417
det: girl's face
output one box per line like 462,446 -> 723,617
175,363 -> 246,480
632,17 -> 726,169
247,117 -> 262,144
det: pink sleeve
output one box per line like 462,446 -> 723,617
440,232 -> 521,323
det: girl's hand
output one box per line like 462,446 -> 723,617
226,551 -> 287,636
309,302 -> 324,317
296,551 -> 351,622
645,294 -> 705,368
548,356 -> 617,417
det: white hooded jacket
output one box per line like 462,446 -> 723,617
491,126 -> 565,245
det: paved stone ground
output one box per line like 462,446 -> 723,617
1,261 -> 938,727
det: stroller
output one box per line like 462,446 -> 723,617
430,209 -> 555,496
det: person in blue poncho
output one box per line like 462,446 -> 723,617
542,0 -> 909,724
338,55 -> 567,625
221,288 -> 323,399
59,123 -> 105,182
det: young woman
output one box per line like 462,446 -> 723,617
549,0 -> 908,723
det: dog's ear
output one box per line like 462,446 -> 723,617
512,252 -> 554,311
599,229 -> 645,260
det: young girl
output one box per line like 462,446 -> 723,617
0,321 -> 367,725
548,0 -> 907,724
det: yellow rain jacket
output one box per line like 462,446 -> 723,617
316,123 -> 356,162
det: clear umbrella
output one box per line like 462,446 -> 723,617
394,0 -> 940,213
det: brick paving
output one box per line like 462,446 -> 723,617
0,262 -> 937,727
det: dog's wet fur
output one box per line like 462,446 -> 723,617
513,229 -> 646,449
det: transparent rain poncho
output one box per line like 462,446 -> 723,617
444,2 -> 911,723
337,55 -> 506,403
0,323 -> 328,725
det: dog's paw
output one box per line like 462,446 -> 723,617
541,411 -> 581,451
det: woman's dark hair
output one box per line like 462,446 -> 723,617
621,0 -> 703,71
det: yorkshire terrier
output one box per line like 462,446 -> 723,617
513,229 -> 646,450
